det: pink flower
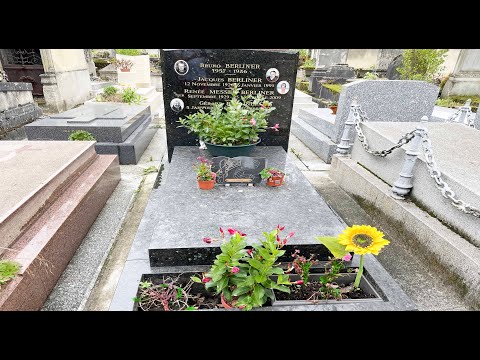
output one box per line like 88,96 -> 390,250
247,249 -> 254,256
231,266 -> 240,274
227,228 -> 236,235
277,224 -> 285,231
202,237 -> 212,244
238,231 -> 247,236
286,231 -> 295,239
270,123 -> 280,132
295,280 -> 304,285
250,118 -> 256,126
276,234 -> 281,243
197,156 -> 207,163
239,305 -> 246,309
202,277 -> 212,283
342,254 -> 352,261
219,227 -> 225,237
283,239 -> 287,245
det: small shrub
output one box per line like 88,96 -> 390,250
363,71 -> 379,80
121,87 -> 142,105
103,86 -> 118,96
397,49 -> 448,83
0,260 -> 21,288
68,130 -> 96,141
301,57 -> 316,69
436,95 -> 480,112
295,79 -> 309,93
116,49 -> 143,56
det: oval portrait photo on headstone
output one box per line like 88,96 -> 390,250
276,81 -> 290,94
266,68 -> 279,83
174,60 -> 189,75
170,98 -> 185,113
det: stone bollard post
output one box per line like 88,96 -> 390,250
457,99 -> 471,125
391,116 -> 428,199
336,100 -> 358,155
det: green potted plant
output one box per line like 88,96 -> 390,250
193,156 -> 216,190
328,100 -> 338,115
178,84 -> 277,157
300,57 -> 316,77
259,167 -> 285,187
112,58 -> 134,72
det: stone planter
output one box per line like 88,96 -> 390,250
272,271 -> 383,307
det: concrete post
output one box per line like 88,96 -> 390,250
391,116 -> 428,199
336,100 -> 358,155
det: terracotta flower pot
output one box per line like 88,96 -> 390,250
329,106 -> 338,115
266,174 -> 285,187
120,68 -> 130,72
197,173 -> 216,190
220,293 -> 233,309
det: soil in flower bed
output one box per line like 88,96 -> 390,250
275,281 -> 376,301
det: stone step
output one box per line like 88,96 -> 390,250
291,116 -> 337,163
330,155 -> 480,310
350,122 -> 480,248
292,103 -> 318,117
298,107 -> 337,140
0,141 -> 97,254
95,115 -> 157,164
141,92 -> 163,117
0,154 -> 120,311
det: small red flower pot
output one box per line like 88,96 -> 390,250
329,105 -> 338,115
220,293 -> 234,309
266,174 -> 285,187
197,173 -> 216,190
120,68 -> 130,72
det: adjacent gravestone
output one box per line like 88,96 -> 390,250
211,156 -> 266,185
161,49 -> 299,161
24,103 -> 155,164
386,55 -> 403,80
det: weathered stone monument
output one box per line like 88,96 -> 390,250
24,103 -> 156,164
0,141 -> 120,310
161,49 -> 298,160
0,82 -> 42,140
442,49 -> 480,97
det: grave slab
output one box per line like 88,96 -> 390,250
24,103 -> 154,164
350,122 -> 480,247
147,146 -> 345,266
110,145 -> 415,311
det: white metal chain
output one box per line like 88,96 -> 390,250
446,106 -> 476,128
353,106 -> 416,157
420,130 -> 480,218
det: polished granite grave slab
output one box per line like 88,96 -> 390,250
147,146 -> 345,266
110,146 -> 416,311
24,103 -> 154,164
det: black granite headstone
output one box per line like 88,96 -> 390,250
161,49 -> 299,161
211,156 -> 266,185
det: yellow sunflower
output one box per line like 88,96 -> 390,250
338,225 -> 390,255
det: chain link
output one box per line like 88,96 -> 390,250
353,106 -> 416,157
420,131 -> 480,218
446,106 -> 476,128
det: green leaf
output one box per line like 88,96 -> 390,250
248,259 -> 263,270
276,274 -> 291,285
255,274 -> 267,283
268,267 -> 284,275
253,285 -> 265,301
273,284 -> 291,293
316,236 -> 349,259
185,306 -> 197,311
190,276 -> 202,283
232,286 -> 251,296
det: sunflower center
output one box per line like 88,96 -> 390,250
352,234 -> 373,248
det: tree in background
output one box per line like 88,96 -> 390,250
397,49 -> 448,83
